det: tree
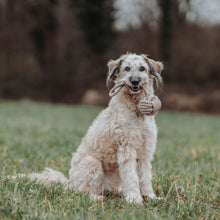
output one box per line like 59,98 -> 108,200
73,0 -> 115,54
159,0 -> 173,64
27,0 -> 58,66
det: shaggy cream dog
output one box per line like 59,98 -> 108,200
13,53 -> 163,204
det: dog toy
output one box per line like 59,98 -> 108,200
109,83 -> 161,116
109,82 -> 125,98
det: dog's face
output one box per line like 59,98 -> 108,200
107,53 -> 163,95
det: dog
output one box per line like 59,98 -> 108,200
12,53 -> 163,204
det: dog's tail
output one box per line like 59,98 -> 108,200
10,168 -> 72,189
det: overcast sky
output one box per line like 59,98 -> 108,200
114,0 -> 220,30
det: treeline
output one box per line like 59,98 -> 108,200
0,0 -> 219,103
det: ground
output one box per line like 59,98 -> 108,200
0,101 -> 219,219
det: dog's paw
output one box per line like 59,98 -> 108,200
125,194 -> 143,204
142,192 -> 157,199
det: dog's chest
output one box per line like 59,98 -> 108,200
120,111 -> 154,137
119,116 -> 156,161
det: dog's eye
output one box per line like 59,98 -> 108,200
139,66 -> 145,71
125,66 -> 130,71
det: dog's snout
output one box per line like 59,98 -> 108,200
130,77 -> 140,86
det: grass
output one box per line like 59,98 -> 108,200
0,101 -> 219,219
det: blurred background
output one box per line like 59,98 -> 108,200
0,0 -> 219,113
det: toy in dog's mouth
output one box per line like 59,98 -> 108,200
109,82 -> 147,97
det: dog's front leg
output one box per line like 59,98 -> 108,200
137,159 -> 156,199
117,146 -> 143,204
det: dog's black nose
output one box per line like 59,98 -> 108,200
130,77 -> 140,86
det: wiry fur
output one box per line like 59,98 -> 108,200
12,53 -> 163,204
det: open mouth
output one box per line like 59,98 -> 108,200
129,86 -> 140,93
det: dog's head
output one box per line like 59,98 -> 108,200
107,53 -> 163,96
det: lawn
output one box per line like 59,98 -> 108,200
0,101 -> 219,219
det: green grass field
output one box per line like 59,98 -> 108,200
0,101 -> 219,219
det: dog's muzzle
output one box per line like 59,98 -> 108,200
129,77 -> 141,92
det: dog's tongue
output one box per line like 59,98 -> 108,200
109,82 -> 125,97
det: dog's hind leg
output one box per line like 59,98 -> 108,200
69,154 -> 104,199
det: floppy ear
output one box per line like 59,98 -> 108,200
142,55 -> 164,89
106,58 -> 123,89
